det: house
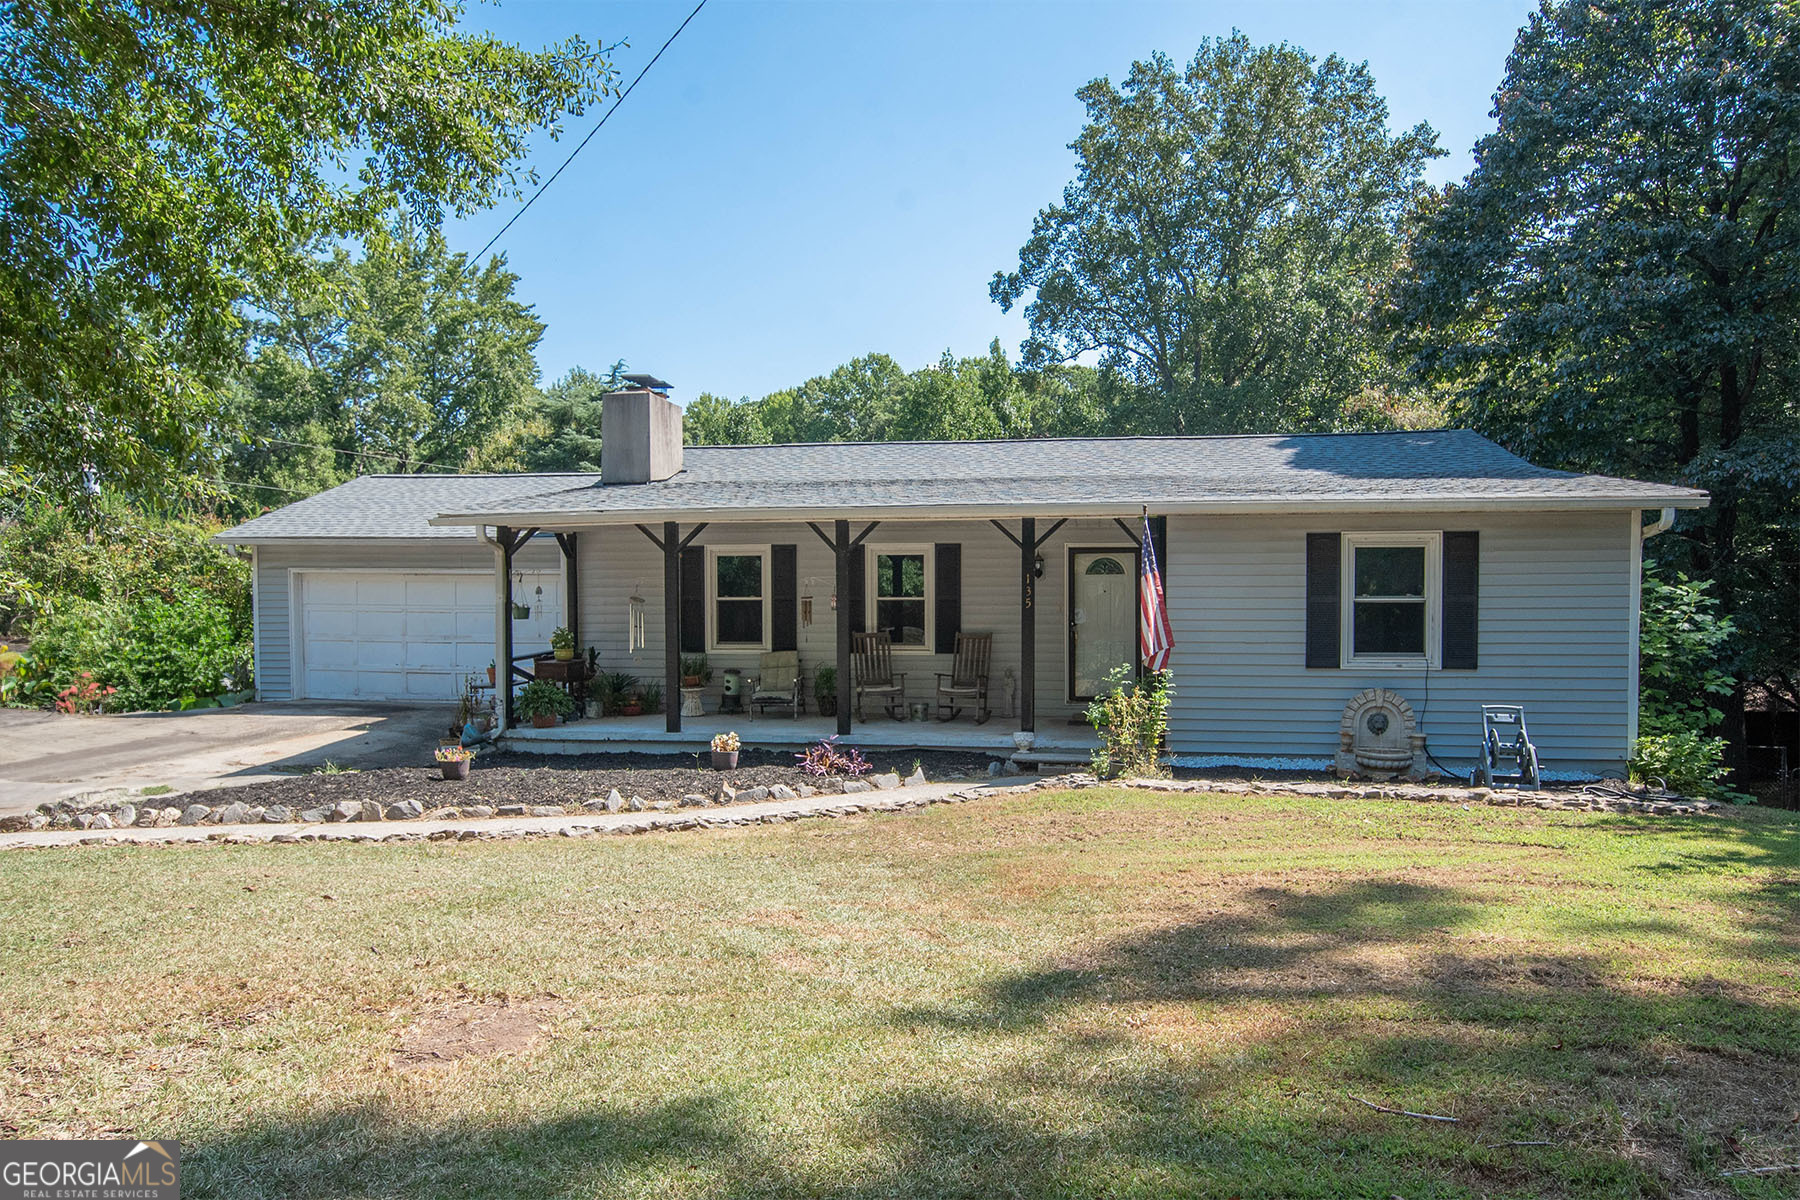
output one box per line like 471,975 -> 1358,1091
218,383 -> 1707,775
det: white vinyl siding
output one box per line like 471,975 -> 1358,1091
1165,510 -> 1636,774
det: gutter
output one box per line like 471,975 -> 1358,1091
1641,506 -> 1677,539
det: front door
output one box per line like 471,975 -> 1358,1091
1069,549 -> 1138,700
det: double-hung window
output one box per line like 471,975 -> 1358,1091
1340,532 -> 1440,668
867,546 -> 931,649
709,548 -> 768,649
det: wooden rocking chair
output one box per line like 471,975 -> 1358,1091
935,631 -> 992,723
852,631 -> 906,720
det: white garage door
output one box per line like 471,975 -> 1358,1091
298,572 -> 561,701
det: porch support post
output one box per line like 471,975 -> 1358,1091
556,533 -> 579,651
663,520 -> 682,734
1020,517 -> 1036,732
835,519 -> 853,736
498,525 -> 515,727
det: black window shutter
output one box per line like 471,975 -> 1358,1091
1441,531 -> 1479,670
1305,532 -> 1341,669
847,546 -> 867,635
771,544 -> 797,652
1149,515 -> 1167,574
934,543 -> 961,653
679,546 -> 705,653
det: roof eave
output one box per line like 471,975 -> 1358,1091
425,490 -> 1711,529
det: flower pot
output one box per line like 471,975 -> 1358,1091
621,703 -> 643,717
531,713 -> 557,729
711,750 -> 738,771
440,759 -> 471,781
553,647 -> 574,661
512,603 -> 531,620
817,696 -> 837,717
682,675 -> 702,688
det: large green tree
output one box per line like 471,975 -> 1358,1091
523,361 -> 628,472
992,33 -> 1441,435
1394,0 -> 1800,725
222,222 -> 550,514
0,0 -> 611,509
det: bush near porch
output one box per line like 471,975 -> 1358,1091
1,789 -> 1795,1197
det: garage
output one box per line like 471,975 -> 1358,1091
295,570 -> 561,701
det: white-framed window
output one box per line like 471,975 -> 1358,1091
1340,532 -> 1440,669
865,544 -> 933,651
708,546 -> 769,650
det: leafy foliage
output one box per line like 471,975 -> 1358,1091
1,0 -> 613,510
1630,731 -> 1738,800
796,735 -> 872,778
1632,570 -> 1741,800
1395,0 -> 1800,729
993,34 -> 1441,435
1086,666 -> 1172,779
28,586 -> 247,712
522,362 -> 628,472
515,678 -> 574,721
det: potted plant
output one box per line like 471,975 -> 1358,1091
602,671 -> 638,716
639,681 -> 663,715
814,665 -> 838,717
550,626 -> 576,661
681,654 -> 711,688
435,744 -> 476,780
487,659 -> 496,686
517,679 -> 574,728
710,730 -> 740,770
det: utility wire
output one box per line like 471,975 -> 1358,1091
247,436 -> 463,473
474,0 -> 708,262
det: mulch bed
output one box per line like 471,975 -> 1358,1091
218,748 -> 1001,811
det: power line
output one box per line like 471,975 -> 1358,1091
247,436 -> 463,473
474,0 -> 708,262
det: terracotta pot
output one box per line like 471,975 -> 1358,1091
682,675 -> 703,688
486,666 -> 496,685
531,713 -> 557,729
440,758 -> 471,781
621,703 -> 643,717
711,750 -> 738,771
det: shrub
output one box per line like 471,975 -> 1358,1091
1085,666 -> 1172,779
813,665 -> 836,698
27,587 -> 245,712
516,678 -> 574,721
1630,731 -> 1740,799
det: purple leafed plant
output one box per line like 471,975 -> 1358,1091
795,735 -> 872,777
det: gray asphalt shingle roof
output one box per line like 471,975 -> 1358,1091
217,431 -> 1706,543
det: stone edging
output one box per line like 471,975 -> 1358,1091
1029,772 -> 1719,816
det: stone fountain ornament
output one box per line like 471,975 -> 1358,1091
1334,688 -> 1428,781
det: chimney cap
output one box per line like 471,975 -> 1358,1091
618,373 -> 672,394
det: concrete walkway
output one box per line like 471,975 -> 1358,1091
0,776 -> 1042,850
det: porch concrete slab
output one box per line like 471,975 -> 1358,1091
0,702 -> 455,816
502,711 -> 1097,756
0,776 -> 1041,850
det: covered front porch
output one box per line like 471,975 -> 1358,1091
481,510 -> 1163,755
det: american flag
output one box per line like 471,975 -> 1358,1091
1139,512 -> 1173,671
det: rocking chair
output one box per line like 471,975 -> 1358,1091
935,631 -> 992,723
852,631 -> 906,720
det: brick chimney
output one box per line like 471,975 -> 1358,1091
600,376 -> 683,484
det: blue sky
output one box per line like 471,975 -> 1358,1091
449,0 -> 1537,402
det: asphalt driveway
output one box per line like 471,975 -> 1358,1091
0,702 -> 455,814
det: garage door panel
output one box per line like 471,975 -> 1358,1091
356,577 -> 408,606
307,576 -> 360,606
356,610 -> 405,638
406,642 -> 458,671
305,669 -> 360,697
455,579 -> 492,606
307,639 -> 360,670
406,609 -> 458,639
456,611 -> 493,641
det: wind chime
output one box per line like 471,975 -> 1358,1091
627,588 -> 648,652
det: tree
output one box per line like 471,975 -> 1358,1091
221,222 -> 550,513
683,391 -> 768,446
524,362 -> 628,472
754,354 -> 908,443
992,34 -> 1441,435
1,0 -> 611,509
1393,0 -> 1800,734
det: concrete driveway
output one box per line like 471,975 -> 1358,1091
0,702 -> 455,815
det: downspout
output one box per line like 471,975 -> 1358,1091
1626,507 -> 1676,759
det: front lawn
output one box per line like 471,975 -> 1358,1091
1,790 -> 1796,1198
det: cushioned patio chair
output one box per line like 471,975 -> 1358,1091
935,631 -> 992,724
750,651 -> 805,719
852,631 -> 906,720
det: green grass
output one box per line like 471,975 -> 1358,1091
1,790 -> 1796,1199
